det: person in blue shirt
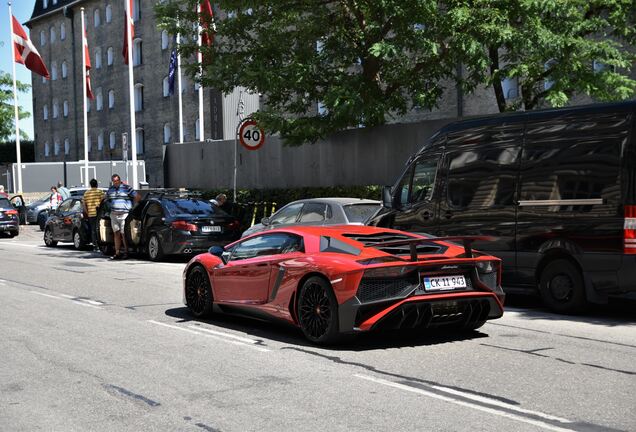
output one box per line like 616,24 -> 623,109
105,174 -> 140,260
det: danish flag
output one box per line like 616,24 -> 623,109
122,0 -> 135,64
200,0 -> 216,47
83,29 -> 94,99
12,15 -> 50,79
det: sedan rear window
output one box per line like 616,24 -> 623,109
163,199 -> 228,217
343,204 -> 380,223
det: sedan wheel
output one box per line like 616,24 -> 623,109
44,227 -> 57,247
147,234 -> 164,261
298,276 -> 339,344
73,230 -> 85,250
185,266 -> 214,318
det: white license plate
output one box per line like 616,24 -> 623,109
201,225 -> 222,233
422,275 -> 467,291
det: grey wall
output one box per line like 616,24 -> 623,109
164,118 -> 452,190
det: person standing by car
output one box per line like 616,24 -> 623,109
0,185 -> 7,198
210,193 -> 227,207
105,174 -> 140,260
57,181 -> 70,200
82,179 -> 105,252
49,186 -> 62,210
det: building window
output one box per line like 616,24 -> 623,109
95,48 -> 102,69
134,84 -> 143,111
52,100 -> 59,118
51,62 -> 57,80
43,0 -> 48,8
53,0 -> 57,4
544,59 -> 557,91
43,104 -> 48,120
54,140 -> 60,155
105,4 -> 112,23
109,132 -> 116,149
502,77 -> 519,99
194,81 -> 201,91
61,61 -> 68,79
107,47 -> 114,66
87,135 -> 92,153
96,88 -> 103,111
63,100 -> 69,117
133,0 -> 141,22
136,128 -> 144,154
97,132 -> 104,150
162,76 -> 170,97
195,118 -> 200,140
133,39 -> 142,66
161,30 -> 169,50
50,26 -> 56,43
64,138 -> 70,155
86,97 -> 91,113
94,9 -> 101,27
40,30 -> 46,46
60,22 -> 66,40
317,102 -> 328,116
108,90 -> 115,109
44,141 -> 50,157
163,123 -> 171,144
42,75 -> 47,84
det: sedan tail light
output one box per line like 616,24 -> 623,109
171,220 -> 198,231
5,209 -> 18,216
227,220 -> 240,231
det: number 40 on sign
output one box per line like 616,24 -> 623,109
239,119 -> 265,151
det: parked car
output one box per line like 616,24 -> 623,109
96,191 -> 242,261
43,197 -> 91,249
26,194 -> 50,225
369,101 -> 636,314
7,195 -> 26,225
183,225 -> 505,344
0,197 -> 20,237
241,197 -> 381,238
36,187 -> 105,230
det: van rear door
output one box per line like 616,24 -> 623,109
436,125 -> 523,283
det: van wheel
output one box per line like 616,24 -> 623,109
539,259 -> 588,314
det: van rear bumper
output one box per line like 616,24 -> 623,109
584,255 -> 636,302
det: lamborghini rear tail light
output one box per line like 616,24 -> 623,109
171,220 -> 198,231
624,205 -> 636,254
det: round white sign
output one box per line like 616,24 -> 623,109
239,120 -> 265,150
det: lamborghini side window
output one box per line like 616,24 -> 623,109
230,233 -> 300,261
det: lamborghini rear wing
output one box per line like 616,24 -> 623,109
369,235 -> 496,261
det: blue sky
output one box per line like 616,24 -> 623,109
1,1 -> 37,140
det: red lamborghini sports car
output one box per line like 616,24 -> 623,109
183,225 -> 505,344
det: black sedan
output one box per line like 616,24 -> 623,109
96,192 -> 241,261
43,198 -> 92,249
0,197 -> 20,237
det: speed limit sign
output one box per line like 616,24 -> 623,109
238,119 -> 265,150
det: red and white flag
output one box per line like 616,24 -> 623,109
200,0 -> 216,47
122,0 -> 135,64
83,29 -> 94,99
12,15 -> 50,79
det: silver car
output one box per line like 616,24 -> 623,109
241,197 -> 381,238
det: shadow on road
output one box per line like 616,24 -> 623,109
164,306 -> 490,351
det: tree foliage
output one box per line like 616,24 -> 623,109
0,70 -> 30,142
155,1 -> 636,144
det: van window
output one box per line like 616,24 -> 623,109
519,140 -> 621,206
397,158 -> 438,206
446,147 -> 520,209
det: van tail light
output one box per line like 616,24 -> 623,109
624,205 -> 636,254
171,220 -> 198,232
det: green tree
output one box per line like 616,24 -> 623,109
482,0 -> 636,112
0,70 -> 30,141
155,0 -> 495,144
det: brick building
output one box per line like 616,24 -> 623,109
26,0 -> 259,187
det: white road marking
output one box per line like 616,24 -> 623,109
30,291 -> 102,309
355,374 -> 576,432
3,242 -> 42,248
30,291 -> 62,300
188,325 -> 259,344
147,320 -> 269,352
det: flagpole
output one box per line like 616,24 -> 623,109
8,2 -> 23,193
125,0 -> 138,188
80,8 -> 89,187
176,33 -> 184,143
197,4 -> 205,141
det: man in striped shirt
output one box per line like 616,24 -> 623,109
106,174 -> 140,260
82,179 -> 104,251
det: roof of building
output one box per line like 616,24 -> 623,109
26,0 -> 86,27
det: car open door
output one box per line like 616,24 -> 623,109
10,195 -> 26,225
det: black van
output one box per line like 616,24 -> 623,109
369,101 -> 636,313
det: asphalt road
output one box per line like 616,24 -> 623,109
1,226 -> 635,432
